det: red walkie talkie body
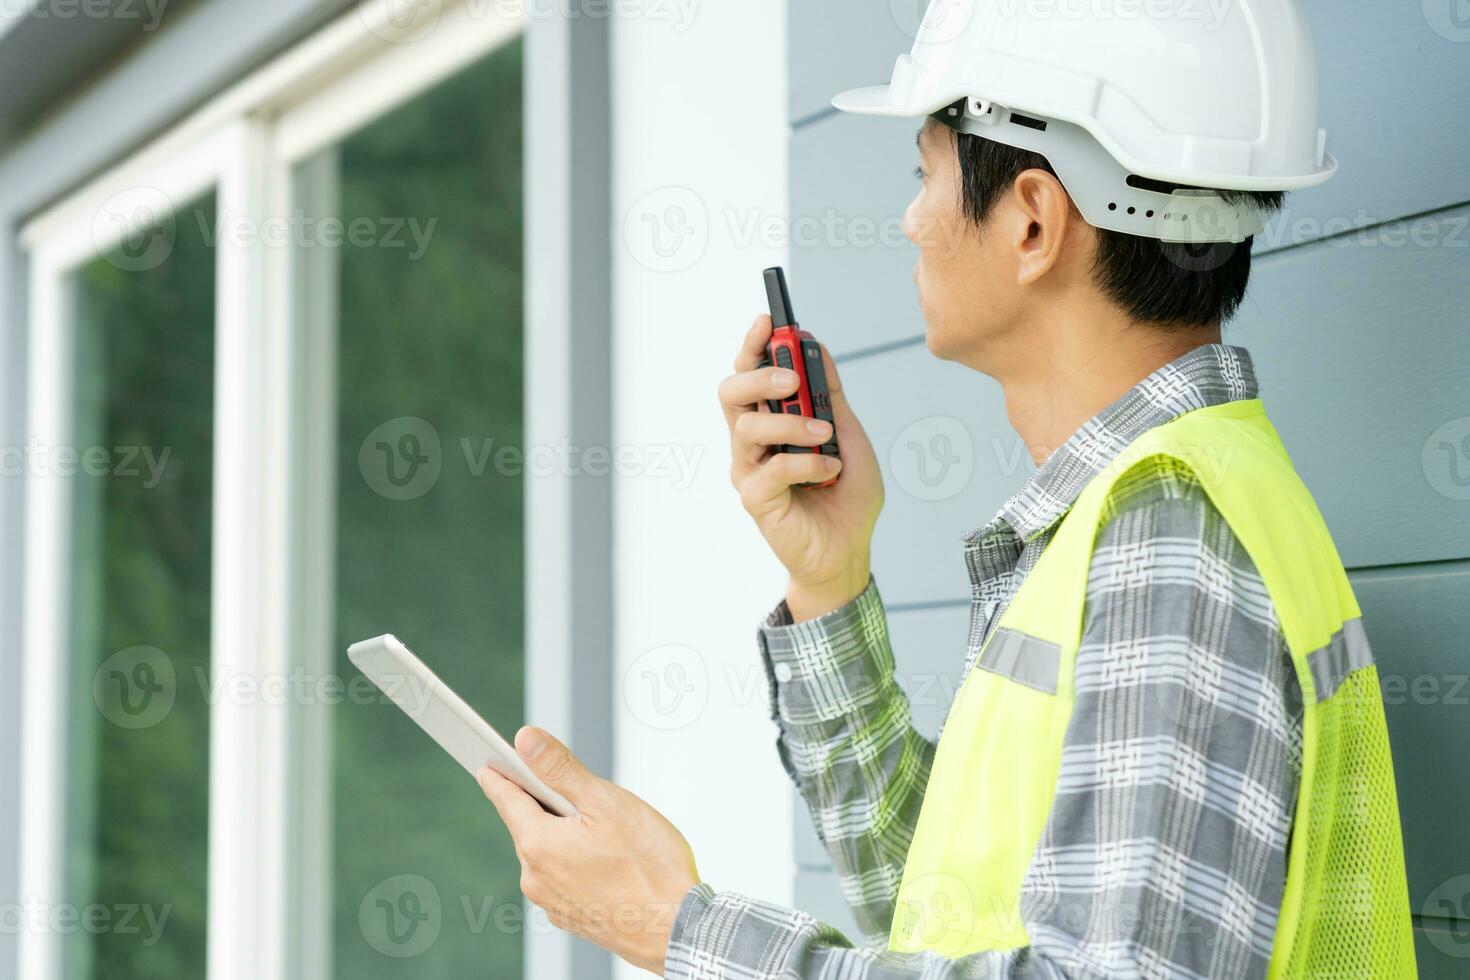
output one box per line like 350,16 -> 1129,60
758,267 -> 840,488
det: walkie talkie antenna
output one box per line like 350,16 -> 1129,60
764,267 -> 796,328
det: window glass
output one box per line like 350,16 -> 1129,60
65,194 -> 217,980
295,39 -> 527,979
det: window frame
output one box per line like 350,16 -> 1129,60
11,2 -> 603,978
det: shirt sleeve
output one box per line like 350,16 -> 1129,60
754,578 -> 937,944
664,458 -> 1303,980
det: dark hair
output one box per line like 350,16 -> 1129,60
949,126 -> 1284,327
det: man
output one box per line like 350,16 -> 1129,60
478,1 -> 1417,976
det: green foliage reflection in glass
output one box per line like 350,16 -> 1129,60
327,38 -> 526,979
67,194 -> 217,980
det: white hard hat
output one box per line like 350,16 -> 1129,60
833,0 -> 1335,244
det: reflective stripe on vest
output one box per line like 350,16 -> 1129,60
978,628 -> 1061,694
888,400 -> 1416,977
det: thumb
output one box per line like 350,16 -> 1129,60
819,344 -> 854,422
820,344 -> 870,450
515,726 -> 600,805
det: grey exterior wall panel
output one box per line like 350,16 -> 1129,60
1354,562 -> 1470,914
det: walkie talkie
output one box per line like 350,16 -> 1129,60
758,266 -> 840,488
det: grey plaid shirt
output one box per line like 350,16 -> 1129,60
666,345 -> 1304,980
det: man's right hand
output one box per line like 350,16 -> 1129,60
719,314 -> 884,622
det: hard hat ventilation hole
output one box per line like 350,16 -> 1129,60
1146,210 -> 1155,218
1126,173 -> 1180,194
1108,202 -> 1117,211
1009,112 -> 1047,132
1127,207 -> 1136,215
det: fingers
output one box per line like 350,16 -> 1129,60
738,451 -> 843,514
719,365 -> 799,428
734,314 -> 773,373
515,727 -> 602,807
732,412 -> 833,468
719,315 -> 785,432
817,343 -> 851,416
478,765 -> 544,837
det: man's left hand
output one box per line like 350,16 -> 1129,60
478,727 -> 700,976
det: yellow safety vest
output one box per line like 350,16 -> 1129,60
888,399 -> 1416,977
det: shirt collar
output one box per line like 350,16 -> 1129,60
971,343 -> 1259,544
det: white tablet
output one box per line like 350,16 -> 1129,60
347,634 -> 577,817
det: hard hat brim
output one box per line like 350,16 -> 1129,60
831,85 -> 913,116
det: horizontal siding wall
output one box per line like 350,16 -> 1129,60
787,0 -> 1470,963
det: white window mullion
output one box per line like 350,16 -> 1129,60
206,116 -> 291,980
17,249 -> 75,980
280,145 -> 340,980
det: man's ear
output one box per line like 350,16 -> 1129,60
1007,168 -> 1077,286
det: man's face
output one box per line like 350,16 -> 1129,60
904,121 -> 1021,367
